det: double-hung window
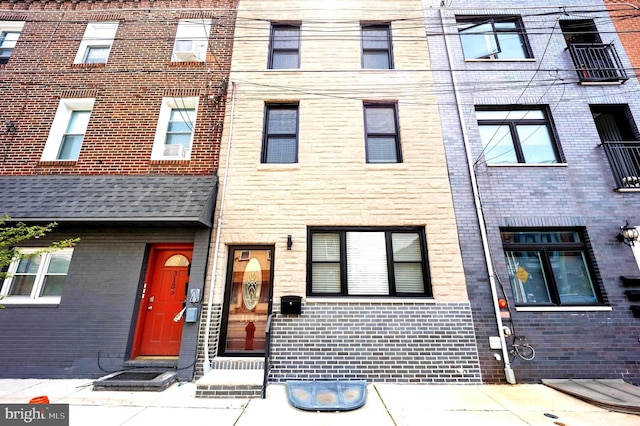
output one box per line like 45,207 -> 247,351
308,228 -> 431,297
361,24 -> 393,69
501,230 -> 601,306
457,16 -> 532,60
74,21 -> 118,64
172,19 -> 211,62
262,103 -> 299,164
364,103 -> 401,163
152,97 -> 198,160
1,248 -> 74,304
476,106 -> 561,164
0,21 -> 24,65
268,24 -> 300,69
41,98 -> 95,161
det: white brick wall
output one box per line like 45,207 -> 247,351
208,0 -> 467,304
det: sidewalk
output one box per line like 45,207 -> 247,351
1,378 -> 638,426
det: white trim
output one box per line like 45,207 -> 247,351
172,19 -> 211,62
487,163 -> 568,167
1,247 -> 74,305
515,306 -> 612,312
151,97 -> 199,160
40,98 -> 95,161
0,21 -> 25,33
305,297 -> 437,304
73,21 -> 118,64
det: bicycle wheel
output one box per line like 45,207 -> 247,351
515,343 -> 535,361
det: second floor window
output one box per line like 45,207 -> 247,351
457,16 -> 531,60
74,21 -> 119,65
268,24 -> 300,69
262,104 -> 299,164
476,106 -> 560,164
364,103 -> 401,163
152,97 -> 199,160
41,98 -> 95,162
361,24 -> 393,69
0,21 -> 24,65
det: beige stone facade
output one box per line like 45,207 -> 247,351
208,0 -> 467,305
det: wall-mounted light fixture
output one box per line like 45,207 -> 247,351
287,235 -> 293,250
617,221 -> 639,246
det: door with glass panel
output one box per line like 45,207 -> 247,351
220,247 -> 273,355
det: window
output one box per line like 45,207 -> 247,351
501,230 -> 601,306
151,97 -> 199,160
476,106 -> 560,164
361,24 -> 393,69
0,21 -> 25,65
41,98 -> 95,161
1,248 -> 74,304
74,21 -> 118,64
457,16 -> 531,60
172,19 -> 211,62
262,104 -> 299,164
268,24 -> 300,69
308,228 -> 431,297
364,103 -> 401,163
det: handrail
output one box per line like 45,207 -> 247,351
262,313 -> 273,399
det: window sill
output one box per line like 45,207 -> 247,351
257,163 -> 301,171
71,63 -> 106,68
306,297 -> 436,304
38,160 -> 77,166
464,58 -> 536,63
486,163 -> 568,167
149,159 -> 191,165
515,305 -> 611,312
169,61 -> 206,68
365,163 -> 408,170
1,297 -> 61,307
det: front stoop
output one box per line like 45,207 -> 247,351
196,365 -> 264,398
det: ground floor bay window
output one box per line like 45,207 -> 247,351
307,227 -> 432,297
501,229 -> 602,306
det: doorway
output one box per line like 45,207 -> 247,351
132,244 -> 193,358
220,246 -> 273,355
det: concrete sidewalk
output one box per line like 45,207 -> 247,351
1,379 -> 638,426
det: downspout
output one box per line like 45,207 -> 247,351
438,9 -> 516,384
203,81 -> 236,375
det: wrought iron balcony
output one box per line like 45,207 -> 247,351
601,141 -> 640,190
567,43 -> 628,84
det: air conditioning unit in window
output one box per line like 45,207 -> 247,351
163,144 -> 187,158
173,41 -> 203,62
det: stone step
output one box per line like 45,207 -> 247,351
195,368 -> 264,398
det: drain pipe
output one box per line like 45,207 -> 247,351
203,81 -> 236,375
438,9 -> 515,384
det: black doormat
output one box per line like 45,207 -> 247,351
93,370 -> 177,392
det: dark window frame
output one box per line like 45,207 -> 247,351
456,15 -> 533,60
268,23 -> 301,70
363,102 -> 402,163
476,105 -> 562,164
500,228 -> 604,307
261,103 -> 299,164
307,226 -> 432,298
361,23 -> 394,69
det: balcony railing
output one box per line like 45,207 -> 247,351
568,43 -> 628,84
601,141 -> 640,189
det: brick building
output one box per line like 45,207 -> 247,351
195,0 -> 479,394
423,0 -> 640,384
0,0 -> 237,380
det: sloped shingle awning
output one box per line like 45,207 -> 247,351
0,175 -> 218,227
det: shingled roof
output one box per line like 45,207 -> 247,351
0,175 -> 217,226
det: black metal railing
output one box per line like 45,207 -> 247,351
567,43 -> 628,83
601,141 -> 640,189
262,313 -> 273,399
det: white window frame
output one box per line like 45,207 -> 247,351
0,21 -> 25,64
73,21 -> 118,64
41,98 -> 95,161
151,97 -> 199,160
172,19 -> 211,62
1,248 -> 74,305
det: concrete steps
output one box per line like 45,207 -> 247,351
195,358 -> 265,398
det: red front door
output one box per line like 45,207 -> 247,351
134,245 -> 192,357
